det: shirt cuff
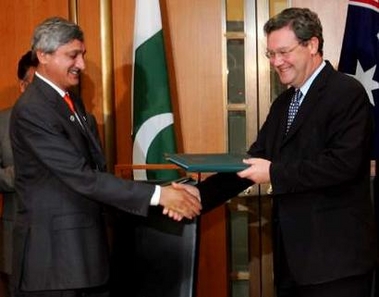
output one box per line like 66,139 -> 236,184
150,185 -> 161,206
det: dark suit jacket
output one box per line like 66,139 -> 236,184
10,76 -> 156,291
198,61 -> 377,285
0,108 -> 16,275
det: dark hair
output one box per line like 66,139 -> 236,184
264,7 -> 324,56
17,50 -> 39,80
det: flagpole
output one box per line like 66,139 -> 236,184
68,0 -> 78,23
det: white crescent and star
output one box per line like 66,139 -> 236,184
132,112 -> 174,180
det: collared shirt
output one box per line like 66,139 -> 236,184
35,71 -> 66,97
34,71 -> 161,205
36,71 -> 86,128
298,60 -> 326,105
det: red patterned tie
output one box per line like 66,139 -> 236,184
63,93 -> 75,113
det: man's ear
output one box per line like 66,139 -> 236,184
308,36 -> 319,55
36,50 -> 48,64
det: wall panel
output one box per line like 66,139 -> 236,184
112,0 -> 135,165
163,2 -> 227,297
76,0 -> 105,144
166,0 -> 225,154
0,0 -> 68,110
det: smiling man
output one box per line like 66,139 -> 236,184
174,7 -> 377,297
9,17 -> 201,297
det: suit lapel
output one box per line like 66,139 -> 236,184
34,77 -> 106,171
281,62 -> 332,146
34,77 -> 85,133
71,96 -> 106,171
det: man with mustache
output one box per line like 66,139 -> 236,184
10,17 -> 201,297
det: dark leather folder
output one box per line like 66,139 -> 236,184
166,153 -> 249,172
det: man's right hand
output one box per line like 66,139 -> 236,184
160,183 -> 202,221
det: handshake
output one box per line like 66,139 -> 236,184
159,182 -> 201,221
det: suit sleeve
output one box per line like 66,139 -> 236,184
11,101 -> 154,216
197,172 -> 253,213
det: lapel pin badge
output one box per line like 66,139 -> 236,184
69,115 -> 75,122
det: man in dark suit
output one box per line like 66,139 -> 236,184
10,17 -> 201,297
175,7 -> 377,297
0,50 -> 38,297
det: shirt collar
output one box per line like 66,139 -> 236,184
298,60 -> 326,100
35,72 -> 66,97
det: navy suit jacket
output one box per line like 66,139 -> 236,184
198,61 -> 377,285
10,76 -> 155,291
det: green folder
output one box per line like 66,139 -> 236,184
165,153 -> 249,172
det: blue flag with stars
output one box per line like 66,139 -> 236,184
338,0 -> 379,155
338,1 -> 379,292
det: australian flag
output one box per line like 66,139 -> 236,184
338,0 -> 379,155
338,0 -> 379,293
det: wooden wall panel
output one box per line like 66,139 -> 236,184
0,0 -> 68,110
163,2 -> 227,297
112,0 -> 135,165
76,0 -> 104,142
166,0 -> 225,154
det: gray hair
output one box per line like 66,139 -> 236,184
31,17 -> 84,56
264,7 -> 324,56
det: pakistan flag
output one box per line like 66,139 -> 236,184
132,0 -> 179,181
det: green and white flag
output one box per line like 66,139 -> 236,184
132,0 -> 178,181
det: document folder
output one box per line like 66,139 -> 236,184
166,153 -> 249,173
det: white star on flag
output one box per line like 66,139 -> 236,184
349,61 -> 379,106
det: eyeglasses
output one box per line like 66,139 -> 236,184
265,42 -> 301,60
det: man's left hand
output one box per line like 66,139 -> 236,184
237,158 -> 271,184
